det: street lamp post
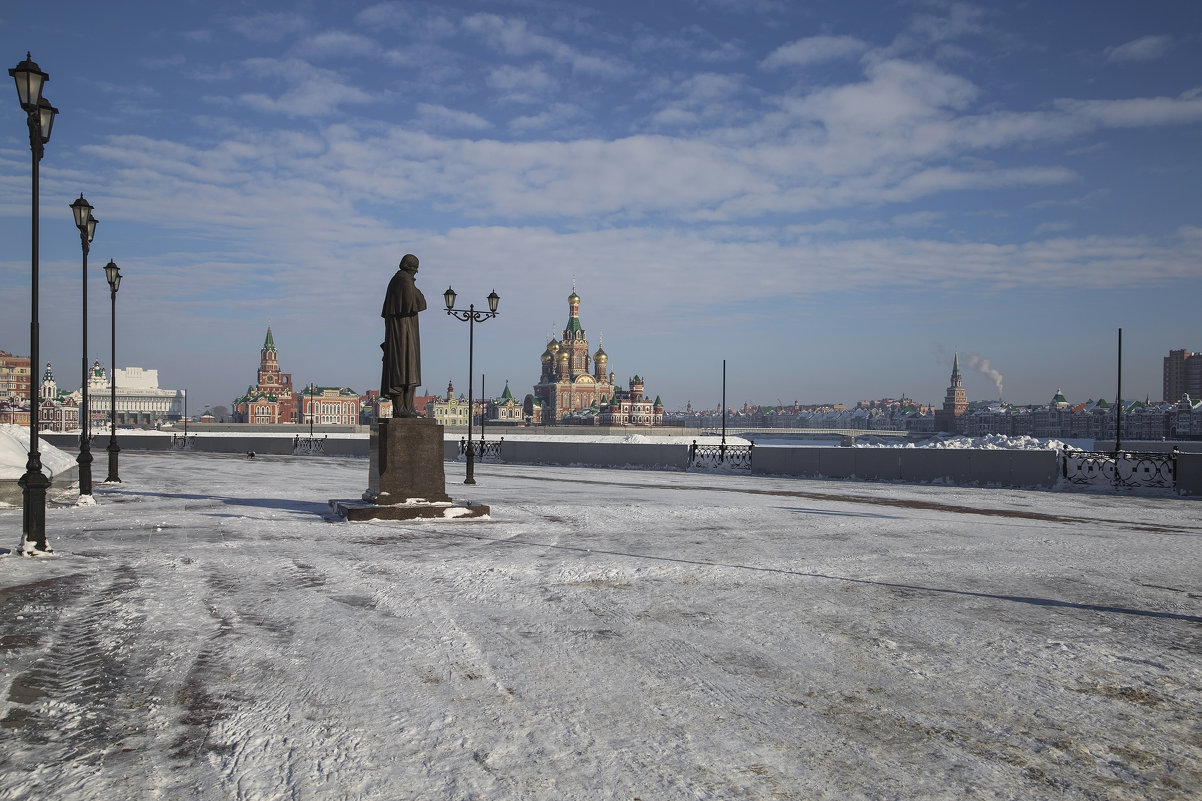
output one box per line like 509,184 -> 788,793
444,287 -> 500,485
309,382 -> 316,439
11,52 -> 58,555
103,259 -> 122,483
70,194 -> 98,496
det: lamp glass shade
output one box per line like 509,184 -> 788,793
85,214 -> 98,243
9,53 -> 46,110
36,97 -> 57,143
71,195 -> 94,229
104,260 -> 122,293
487,290 -> 500,313
443,286 -> 456,310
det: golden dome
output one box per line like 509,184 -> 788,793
541,349 -> 552,364
548,338 -> 560,352
594,346 -> 607,362
568,290 -> 580,303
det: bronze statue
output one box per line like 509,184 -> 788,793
381,254 -> 426,417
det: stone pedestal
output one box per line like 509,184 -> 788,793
366,418 -> 451,504
329,418 -> 489,522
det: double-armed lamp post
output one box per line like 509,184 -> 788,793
11,52 -> 58,555
70,195 -> 98,496
444,287 -> 500,485
103,259 -> 122,483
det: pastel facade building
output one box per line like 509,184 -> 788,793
234,328 -> 297,424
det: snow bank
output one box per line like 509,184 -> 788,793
0,424 -> 78,480
859,434 -> 1086,451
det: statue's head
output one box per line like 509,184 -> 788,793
400,253 -> 419,273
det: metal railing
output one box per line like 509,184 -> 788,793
169,433 -> 196,451
293,435 -> 327,455
460,437 -> 503,460
1062,449 -> 1177,490
689,440 -> 753,470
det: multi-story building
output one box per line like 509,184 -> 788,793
82,361 -> 186,427
599,376 -> 664,427
487,381 -> 524,425
0,350 -> 31,405
529,286 -> 661,426
1164,349 -> 1202,403
298,385 -> 360,426
430,380 -> 470,428
36,364 -> 79,432
234,327 -> 297,424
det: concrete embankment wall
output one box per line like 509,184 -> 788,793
37,433 -> 1202,494
488,439 -> 691,471
1176,452 -> 1202,496
751,445 -> 1061,488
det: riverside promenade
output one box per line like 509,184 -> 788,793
1,451 -> 1199,800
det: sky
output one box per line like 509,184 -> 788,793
1,0 -> 1200,413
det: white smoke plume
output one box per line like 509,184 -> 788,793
934,346 -> 1005,401
963,354 -> 1004,401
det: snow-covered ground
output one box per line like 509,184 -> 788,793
1,451 -> 1199,800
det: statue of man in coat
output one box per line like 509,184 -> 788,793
381,254 -> 426,418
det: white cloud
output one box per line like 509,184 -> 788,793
508,104 -> 582,132
292,31 -> 385,61
1053,92 -> 1202,128
415,103 -> 492,131
1105,35 -> 1173,63
760,35 -> 870,70
353,2 -> 412,29
228,12 -> 310,42
487,64 -> 558,101
236,58 -> 374,117
462,13 -> 630,79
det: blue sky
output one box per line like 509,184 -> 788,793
2,0 -> 1200,413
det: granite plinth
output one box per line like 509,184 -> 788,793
328,499 -> 490,522
365,418 -> 451,504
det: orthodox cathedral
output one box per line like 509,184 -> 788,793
526,287 -> 662,426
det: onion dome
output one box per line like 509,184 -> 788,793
541,348 -> 553,364
548,337 -> 560,354
568,290 -> 580,304
593,345 -> 607,363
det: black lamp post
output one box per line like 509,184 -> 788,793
308,382 -> 316,439
71,194 -> 98,496
11,52 -> 58,555
444,287 -> 499,485
103,259 -> 122,483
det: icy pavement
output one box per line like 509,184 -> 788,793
1,452 -> 1199,800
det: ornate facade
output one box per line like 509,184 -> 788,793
430,380 -> 470,427
299,386 -> 360,426
599,376 -> 664,427
234,327 -> 297,424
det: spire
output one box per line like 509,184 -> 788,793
951,353 -> 962,386
263,326 -> 277,352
